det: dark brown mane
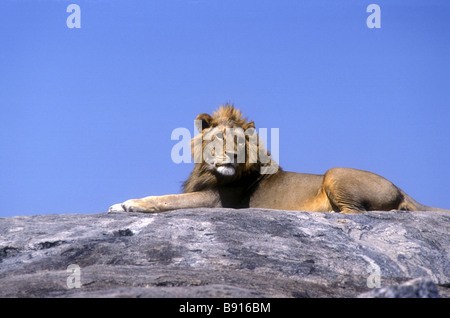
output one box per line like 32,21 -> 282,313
182,160 -> 263,193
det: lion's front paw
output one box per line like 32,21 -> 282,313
121,199 -> 157,213
108,197 -> 160,213
108,203 -> 126,212
108,200 -> 149,213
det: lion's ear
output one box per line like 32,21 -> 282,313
243,121 -> 255,131
195,113 -> 214,132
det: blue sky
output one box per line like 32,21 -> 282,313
0,0 -> 449,217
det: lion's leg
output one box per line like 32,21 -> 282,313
108,190 -> 220,213
322,168 -> 403,213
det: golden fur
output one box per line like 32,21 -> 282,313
109,104 -> 449,214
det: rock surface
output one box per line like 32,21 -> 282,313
0,208 -> 448,298
357,277 -> 440,298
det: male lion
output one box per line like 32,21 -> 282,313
109,104 -> 449,214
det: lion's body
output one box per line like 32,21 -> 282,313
249,169 -> 437,213
109,105 -> 449,214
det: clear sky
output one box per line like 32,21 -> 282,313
0,0 -> 449,217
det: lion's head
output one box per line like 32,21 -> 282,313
183,104 -> 279,193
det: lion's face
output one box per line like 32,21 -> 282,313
201,125 -> 250,177
191,106 -> 258,179
184,105 -> 279,193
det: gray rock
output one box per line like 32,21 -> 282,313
358,277 -> 440,298
0,208 -> 448,298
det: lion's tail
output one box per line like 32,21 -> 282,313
398,189 -> 450,212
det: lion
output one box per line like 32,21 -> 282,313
109,104 -> 449,214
